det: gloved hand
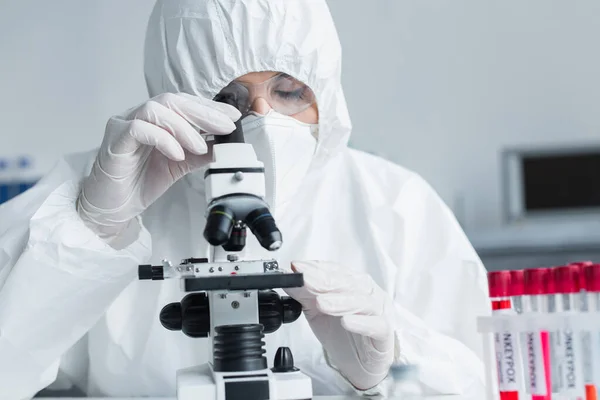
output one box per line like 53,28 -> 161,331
78,92 -> 241,243
284,260 -> 396,391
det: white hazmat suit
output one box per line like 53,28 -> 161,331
0,0 -> 491,399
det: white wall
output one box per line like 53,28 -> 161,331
2,1 -> 600,232
0,0 -> 152,170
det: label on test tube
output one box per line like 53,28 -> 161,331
559,328 -> 584,397
553,266 -> 585,400
524,268 -> 553,399
489,271 -> 521,400
494,318 -> 520,394
526,331 -> 549,396
584,263 -> 600,400
571,260 -> 596,400
582,331 -> 594,383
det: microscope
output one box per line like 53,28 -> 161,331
138,89 -> 313,400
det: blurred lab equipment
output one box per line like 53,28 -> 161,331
471,144 -> 600,273
0,156 -> 39,205
390,364 -> 423,399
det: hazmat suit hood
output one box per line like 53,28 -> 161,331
144,0 -> 352,166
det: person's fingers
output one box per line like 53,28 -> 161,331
177,92 -> 242,121
291,260 -> 375,296
133,100 -> 207,155
282,286 -> 320,320
316,292 -> 385,317
284,261 -> 319,307
291,260 -> 344,274
341,314 -> 393,349
127,119 -> 185,161
168,150 -> 213,181
283,285 -> 317,304
152,93 -> 237,135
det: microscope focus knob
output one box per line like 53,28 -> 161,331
282,296 -> 303,324
160,303 -> 183,331
271,347 -> 298,373
258,291 -> 303,334
160,293 -> 210,338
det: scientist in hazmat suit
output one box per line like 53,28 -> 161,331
0,0 -> 491,399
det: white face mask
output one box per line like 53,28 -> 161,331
241,110 -> 318,210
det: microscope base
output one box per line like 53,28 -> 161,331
177,363 -> 313,400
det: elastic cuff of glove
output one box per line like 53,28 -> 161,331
323,348 -> 389,396
76,194 -> 141,250
104,217 -> 143,251
323,329 -> 405,396
353,374 -> 395,397
330,367 -> 393,397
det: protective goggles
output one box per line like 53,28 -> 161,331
214,73 -> 316,116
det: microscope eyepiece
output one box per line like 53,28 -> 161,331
246,207 -> 283,251
213,83 -> 248,144
203,205 -> 236,246
213,83 -> 250,116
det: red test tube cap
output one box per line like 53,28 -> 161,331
510,270 -> 525,296
571,261 -> 592,289
554,265 -> 581,294
524,267 -> 554,295
584,264 -> 600,293
488,271 -> 511,298
570,261 -> 594,267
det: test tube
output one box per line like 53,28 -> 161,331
546,267 -> 560,398
489,270 -> 521,400
523,268 -> 553,400
583,264 -> 600,400
512,270 -> 525,315
553,265 -> 586,400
